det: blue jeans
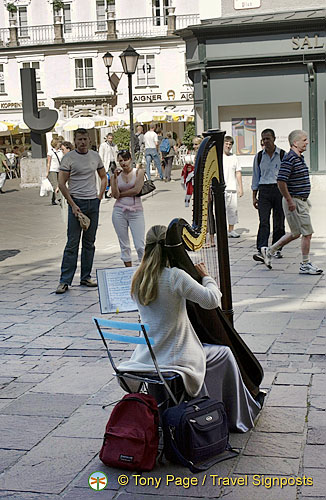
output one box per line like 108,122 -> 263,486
145,148 -> 163,180
60,197 -> 100,285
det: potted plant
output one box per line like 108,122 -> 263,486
107,0 -> 115,15
7,3 -> 17,26
53,0 -> 64,23
53,0 -> 64,12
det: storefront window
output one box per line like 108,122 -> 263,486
137,55 -> 155,86
22,62 -> 41,92
232,118 -> 257,155
0,64 -> 5,93
75,58 -> 94,88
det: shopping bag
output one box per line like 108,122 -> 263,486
40,178 -> 53,197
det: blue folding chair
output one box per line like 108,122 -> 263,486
93,317 -> 186,410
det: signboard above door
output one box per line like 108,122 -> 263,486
234,0 -> 261,9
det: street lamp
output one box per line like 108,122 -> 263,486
103,45 -> 139,161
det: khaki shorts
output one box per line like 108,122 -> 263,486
282,197 -> 313,236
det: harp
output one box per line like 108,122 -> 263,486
166,129 -> 263,398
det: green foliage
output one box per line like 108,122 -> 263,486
7,3 -> 18,13
113,127 -> 130,150
182,123 -> 196,150
107,0 -> 115,4
53,0 -> 64,12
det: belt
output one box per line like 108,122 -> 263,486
292,195 -> 308,202
259,184 -> 277,187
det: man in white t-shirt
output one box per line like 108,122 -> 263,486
47,138 -> 63,205
144,123 -> 163,180
223,135 -> 243,238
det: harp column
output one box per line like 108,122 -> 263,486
205,129 -> 234,325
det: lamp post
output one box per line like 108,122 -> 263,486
103,45 -> 139,161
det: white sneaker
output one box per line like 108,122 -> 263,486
228,230 -> 240,238
260,246 -> 273,269
299,262 -> 323,275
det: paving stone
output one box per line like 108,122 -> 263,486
279,329 -> 318,343
0,449 -> 25,474
62,488 -> 115,499
30,362 -> 109,395
26,336 -> 73,349
301,468 -> 325,497
275,373 -> 311,385
254,407 -> 306,434
52,404 -> 108,439
239,334 -> 277,354
0,414 -> 62,450
235,312 -> 292,335
310,374 -> 326,395
222,475 -> 297,500
266,385 -> 308,408
1,393 -> 87,417
303,444 -> 326,468
271,342 -> 308,354
0,493 -> 60,499
0,382 -> 36,399
309,395 -> 326,411
243,432 -> 303,458
235,456 -> 300,475
0,437 -> 100,494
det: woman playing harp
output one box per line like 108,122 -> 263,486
118,225 -> 262,432
165,130 -> 264,400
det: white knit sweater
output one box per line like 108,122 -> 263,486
118,267 -> 221,397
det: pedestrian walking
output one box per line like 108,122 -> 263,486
252,129 -> 286,262
111,150 -> 145,267
161,131 -> 177,182
98,133 -> 118,199
55,128 -> 107,294
181,155 -> 194,207
47,138 -> 63,205
144,123 -> 163,180
0,150 -> 9,193
261,130 -> 323,275
223,135 -> 243,238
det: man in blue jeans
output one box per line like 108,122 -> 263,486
144,123 -> 163,180
56,128 -> 107,294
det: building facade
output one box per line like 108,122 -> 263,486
0,0 -> 200,151
179,6 -> 326,176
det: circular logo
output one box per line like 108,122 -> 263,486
88,471 -> 108,491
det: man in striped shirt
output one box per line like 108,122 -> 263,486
261,130 -> 323,275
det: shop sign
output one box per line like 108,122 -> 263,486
291,35 -> 324,50
234,0 -> 260,10
0,100 -> 46,109
133,94 -> 162,103
180,92 -> 193,101
133,92 -> 194,103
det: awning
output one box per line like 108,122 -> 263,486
135,106 -> 194,123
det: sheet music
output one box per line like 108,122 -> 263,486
97,267 -> 137,313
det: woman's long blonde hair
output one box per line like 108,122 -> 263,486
131,225 -> 167,306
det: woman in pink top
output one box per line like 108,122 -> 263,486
111,150 -> 145,267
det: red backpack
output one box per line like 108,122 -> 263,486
99,393 -> 159,471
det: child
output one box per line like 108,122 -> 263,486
181,155 -> 195,207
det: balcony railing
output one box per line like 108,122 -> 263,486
0,14 -> 200,47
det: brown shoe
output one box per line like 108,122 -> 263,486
80,278 -> 97,287
55,283 -> 68,294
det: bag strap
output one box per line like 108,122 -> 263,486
168,428 -> 238,473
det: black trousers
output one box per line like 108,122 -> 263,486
257,184 -> 285,251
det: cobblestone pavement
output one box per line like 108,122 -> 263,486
0,176 -> 325,500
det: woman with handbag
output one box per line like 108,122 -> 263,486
111,150 -> 145,267
119,225 -> 262,432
